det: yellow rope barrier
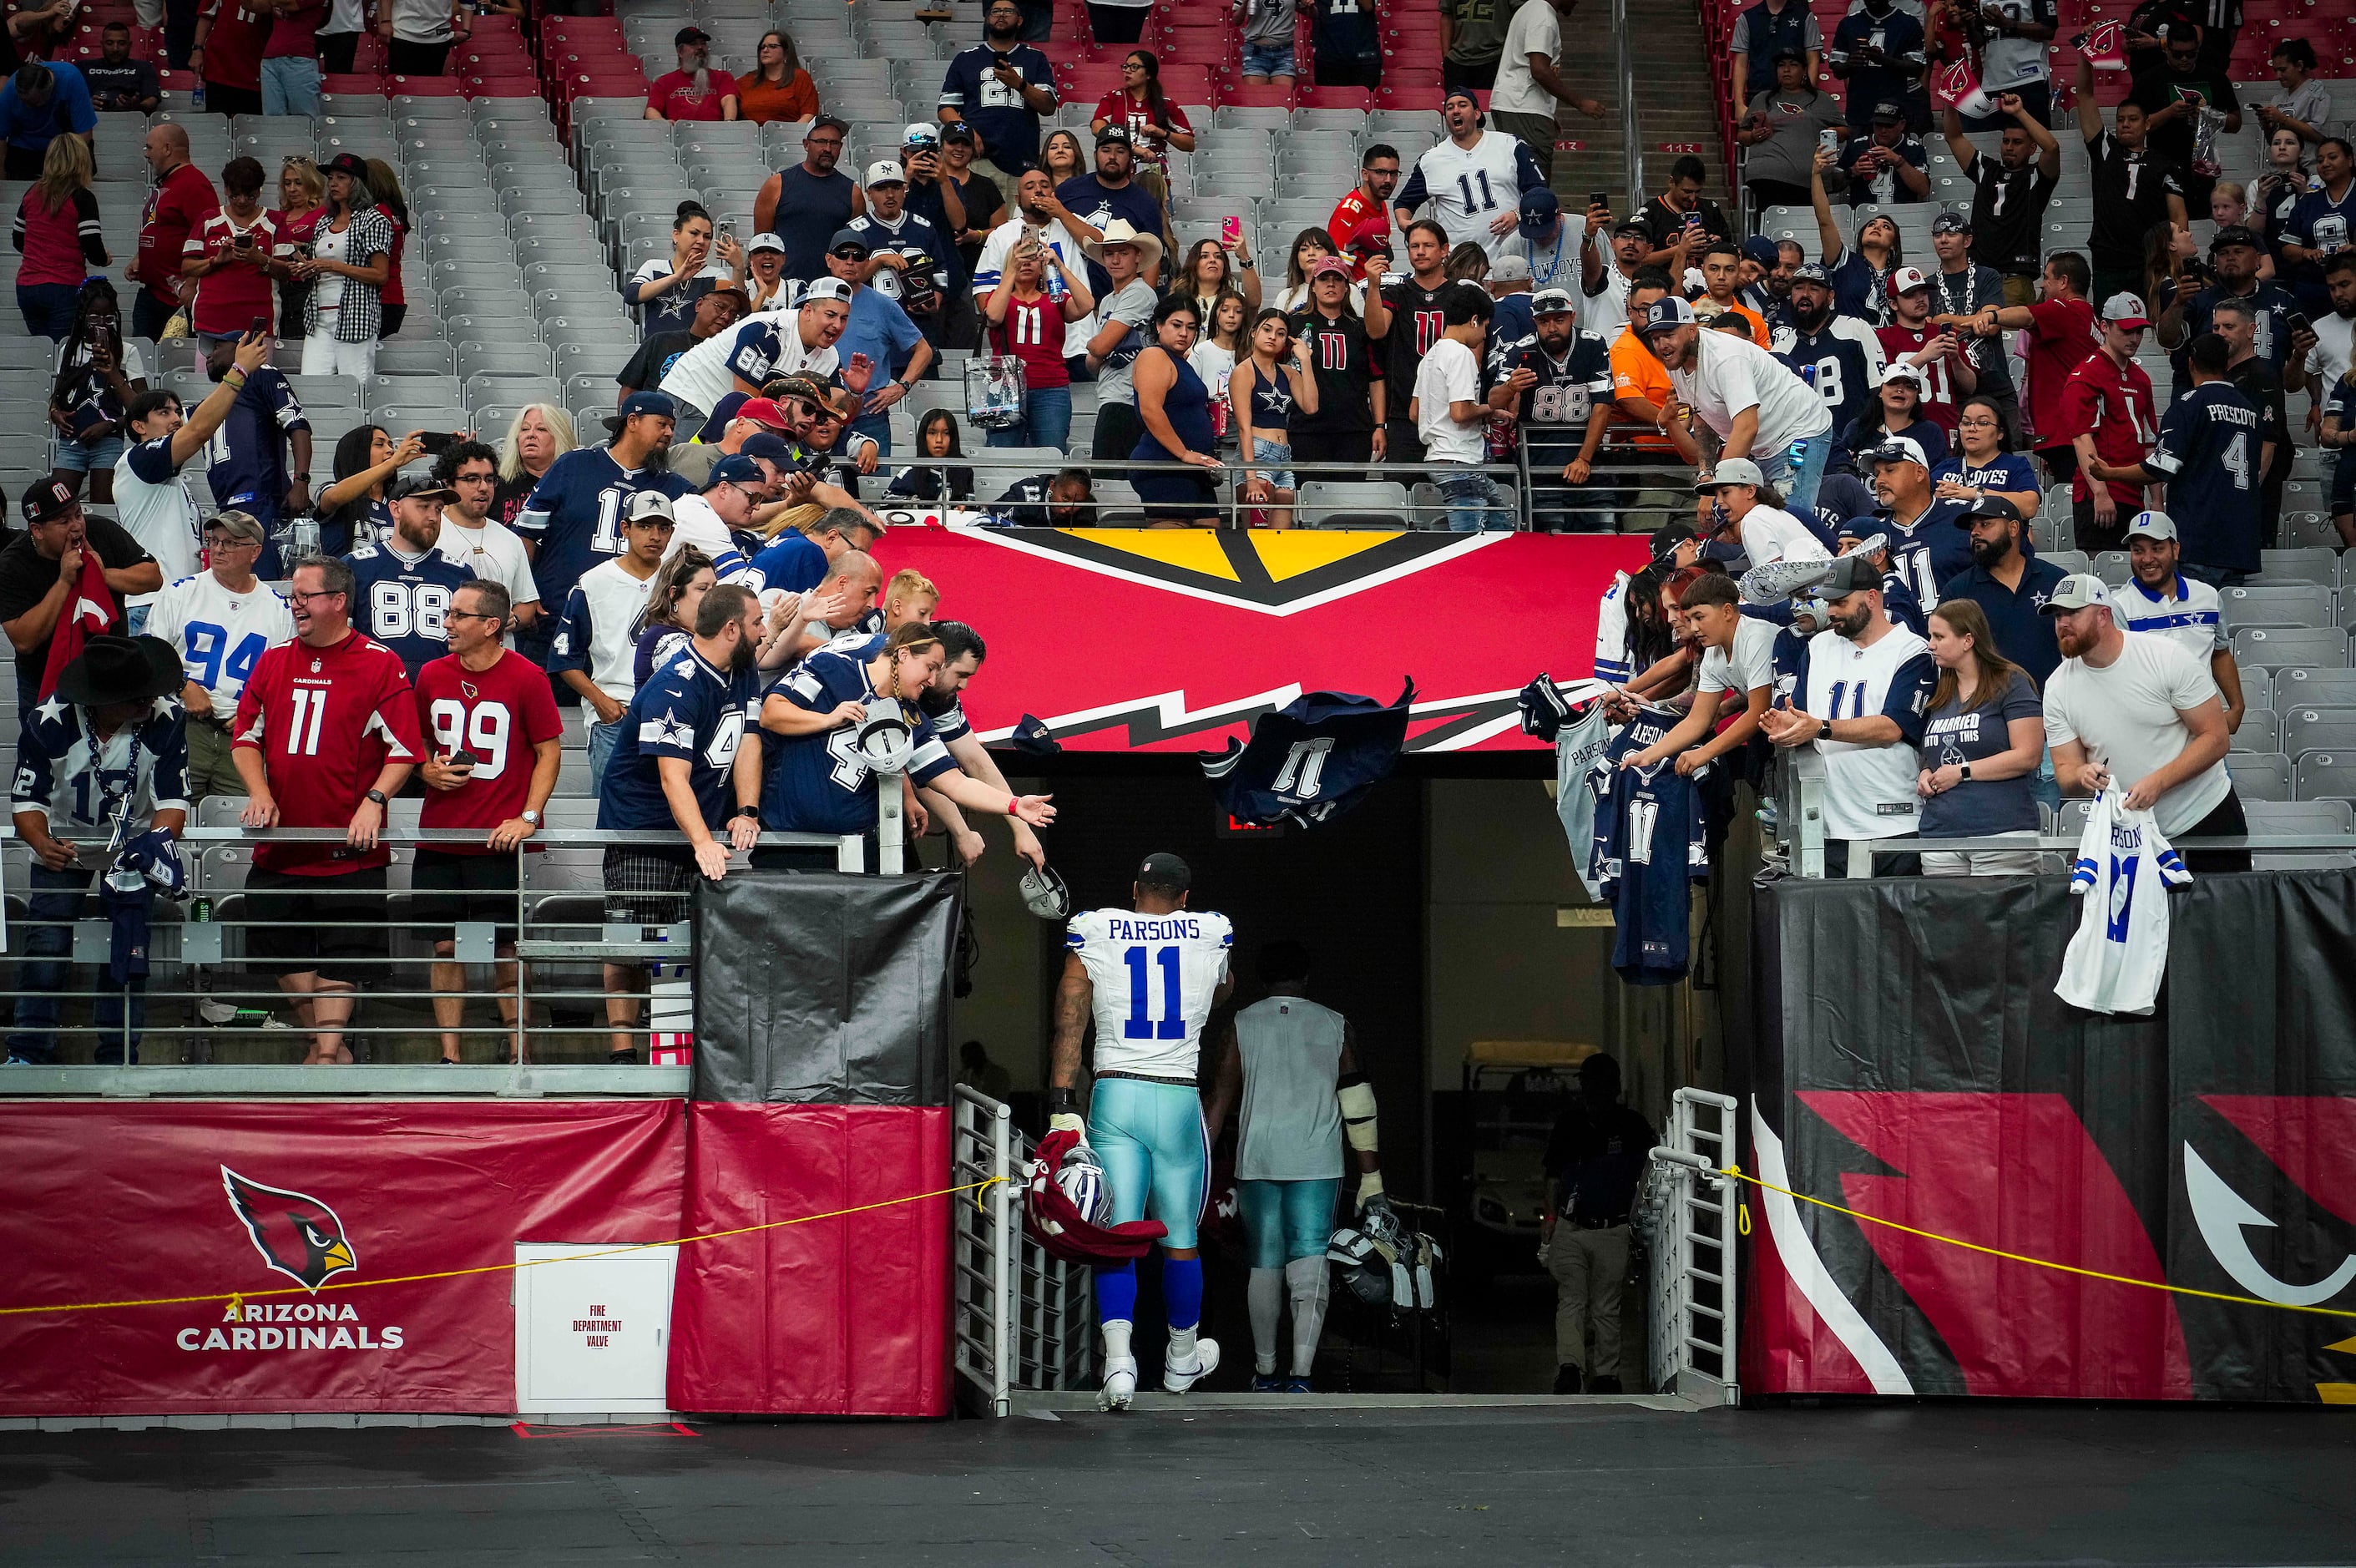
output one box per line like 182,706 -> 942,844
0,1175 -> 1012,1320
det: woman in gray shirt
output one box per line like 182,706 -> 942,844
1917,598 -> 2046,875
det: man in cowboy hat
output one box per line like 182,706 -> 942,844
6,633 -> 189,1065
1084,218 -> 1165,460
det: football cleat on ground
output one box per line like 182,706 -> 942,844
1162,1337 -> 1220,1393
1251,1373 -> 1287,1393
1283,1376 -> 1313,1394
1098,1356 -> 1137,1412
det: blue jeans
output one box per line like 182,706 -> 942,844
586,714 -> 619,786
1438,468 -> 1510,532
984,385 -> 1072,452
853,412 -> 892,458
1762,428 -> 1832,519
17,282 -> 80,340
7,865 -> 147,1065
260,54 -> 322,115
1241,40 -> 1297,76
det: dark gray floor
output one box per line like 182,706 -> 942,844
2,1404 -> 2351,1566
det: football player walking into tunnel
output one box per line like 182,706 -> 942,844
1050,852 -> 1235,1409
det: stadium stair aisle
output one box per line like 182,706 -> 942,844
1620,0 -> 1734,200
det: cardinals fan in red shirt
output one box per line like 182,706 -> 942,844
232,554 -> 422,1065
412,577 -> 563,1064
2054,293 -> 2160,551
1326,145 -> 1402,280
1876,267 -> 1976,435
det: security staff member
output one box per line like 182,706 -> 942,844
1541,1051 -> 1656,1394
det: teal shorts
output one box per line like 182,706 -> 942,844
1236,1177 -> 1339,1268
1088,1076 -> 1210,1250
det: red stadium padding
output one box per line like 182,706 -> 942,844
0,1101 -> 685,1416
665,1104 -> 951,1418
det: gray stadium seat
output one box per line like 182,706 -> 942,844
2283,708 -> 2356,759
2257,549 -> 2338,587
2222,585 -> 2335,630
2232,627 -> 2349,670
1297,481 -> 1411,529
2230,707 -> 2279,754
2277,667 -> 2356,706
2242,799 -> 2356,870
2293,754 -> 2356,802
2225,751 -> 2292,800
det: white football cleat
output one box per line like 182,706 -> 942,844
1098,1355 -> 1137,1412
1162,1337 -> 1220,1393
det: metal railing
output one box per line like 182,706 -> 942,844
1639,1086 -> 1740,1406
950,1086 -> 1095,1417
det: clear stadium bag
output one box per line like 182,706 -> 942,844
964,354 -> 1029,430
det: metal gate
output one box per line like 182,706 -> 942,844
951,1087 -> 1093,1416
1639,1087 -> 1740,1406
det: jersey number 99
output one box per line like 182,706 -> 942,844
427,697 -> 513,779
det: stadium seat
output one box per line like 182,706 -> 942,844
1297,481 -> 1411,529
2231,708 -> 2281,755
2293,754 -> 2356,803
2226,752 -> 2293,801
2232,627 -> 2350,670
2284,708 -> 2356,760
2243,800 -> 2356,870
2222,585 -> 2335,631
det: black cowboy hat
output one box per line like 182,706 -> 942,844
56,635 -> 183,708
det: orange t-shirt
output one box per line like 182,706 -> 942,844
1609,326 -> 1676,450
737,68 -> 820,125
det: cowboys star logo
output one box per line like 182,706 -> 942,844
221,1166 -> 357,1292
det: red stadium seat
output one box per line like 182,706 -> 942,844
322,73 -> 387,94
1299,85 -> 1374,111
1216,80 -> 1296,109
386,73 -> 463,96
1160,64 -> 1213,101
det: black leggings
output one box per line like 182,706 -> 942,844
1287,429 -> 1373,468
317,30 -> 361,73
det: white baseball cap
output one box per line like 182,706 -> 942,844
2124,510 -> 2177,542
1888,266 -> 1931,295
2040,574 -> 2114,615
864,159 -> 908,187
1696,456 -> 1769,492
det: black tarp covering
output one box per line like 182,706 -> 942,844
690,872 -> 960,1105
1741,869 -> 2356,1402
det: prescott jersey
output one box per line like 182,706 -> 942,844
412,648 -> 563,852
1876,325 -> 1965,432
141,571 -> 293,709
2057,789 -> 2191,1016
1394,132 -> 1547,252
1065,905 -> 1236,1080
1880,498 -> 1973,609
1201,685 -> 1412,829
513,445 -> 694,627
760,642 -> 958,834
598,645 -> 763,833
1489,330 -> 1614,461
343,540 -> 475,679
1790,624 -> 1938,840
1587,719 -> 1711,986
741,529 -> 829,596
231,630 -> 424,876
2142,381 -> 2263,575
1772,317 -> 1888,435
550,558 -> 659,704
11,691 -> 190,836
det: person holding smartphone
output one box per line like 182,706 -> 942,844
181,156 -> 281,352
198,331 -> 313,576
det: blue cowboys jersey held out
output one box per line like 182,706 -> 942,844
342,541 -> 475,679
760,642 -> 958,834
1066,905 -> 1236,1080
597,646 -> 764,833
1587,716 -> 1711,985
1200,683 -> 1413,829
13,692 -> 190,835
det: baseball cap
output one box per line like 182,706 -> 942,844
1819,554 -> 1883,595
1959,493 -> 2025,524
2040,574 -> 2114,615
1489,253 -> 1532,283
673,25 -> 709,44
1770,43 -> 1805,62
1135,851 -> 1192,892
619,390 -> 675,421
1095,123 -> 1132,145
801,276 -> 855,305
705,454 -> 765,491
1530,286 -> 1576,316
1648,520 -> 1700,562
902,121 -> 940,147
1442,87 -> 1480,114
741,432 -> 796,466
201,508 -> 267,544
1878,361 -> 1925,387
387,475 -> 457,503
19,476 -> 77,525
1742,235 -> 1780,267
1697,456 -> 1768,492
1868,433 -> 1929,468
746,231 -> 785,256
624,490 -> 675,523
828,225 -> 871,256
1517,185 -> 1560,240
1888,266 -> 1932,295
1790,261 -> 1830,286
735,397 -> 789,430
1309,254 -> 1354,280
1931,211 -> 1971,235
807,112 -> 852,137
2124,509 -> 2177,542
1869,99 -> 1905,122
864,159 -> 906,187
323,152 -> 370,180
2210,224 -> 2262,253
2101,291 -> 2151,329
939,121 -> 975,144
1641,296 -> 1698,335
1613,218 -> 1651,240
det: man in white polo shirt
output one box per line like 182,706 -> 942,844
113,334 -> 270,629
2110,511 -> 2247,735
1641,295 -> 1835,518
2040,572 -> 2247,873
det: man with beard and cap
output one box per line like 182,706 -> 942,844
753,113 -> 864,286
1836,99 -> 1930,207
2108,509 -> 2247,734
1923,214 -> 2019,443
346,473 -> 477,679
7,633 -> 189,1065
1772,261 -> 1887,443
513,392 -> 693,644
1581,215 -> 1654,341
1861,432 -> 1971,612
1393,88 -> 1548,259
644,25 -> 738,122
1936,492 -> 2068,690
2156,225 -> 2304,385
1643,295 -> 1837,516
663,279 -> 862,442
936,0 -> 1059,185
1488,286 -> 1615,530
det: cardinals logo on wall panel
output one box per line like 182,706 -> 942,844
221,1166 -> 358,1292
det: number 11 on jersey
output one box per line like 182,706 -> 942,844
1121,944 -> 1185,1039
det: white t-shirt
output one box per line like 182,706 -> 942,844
111,435 -> 202,608
2112,573 -> 2226,660
434,512 -> 541,617
2043,630 -> 2232,837
557,557 -> 658,703
2303,311 -> 2352,394
1413,337 -> 1486,463
1489,0 -> 1565,119
1494,216 -> 1586,292
1188,341 -> 1238,411
53,336 -> 148,383
1673,329 -> 1833,460
1735,503 -> 1833,567
1697,615 -> 1779,696
141,570 -> 296,707
1583,264 -> 1636,341
312,220 -> 349,316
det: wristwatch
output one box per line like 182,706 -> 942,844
1818,719 -> 1833,742
1959,763 -> 1974,781
519,808 -> 541,826
731,804 -> 762,822
365,789 -> 389,806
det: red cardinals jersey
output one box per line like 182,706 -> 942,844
2022,295 -> 2098,450
413,649 -> 564,852
2055,351 -> 2158,508
1876,324 -> 1965,432
1325,187 -> 1392,278
233,629 -> 422,875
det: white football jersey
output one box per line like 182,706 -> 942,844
1066,905 -> 1234,1080
1799,623 -> 1937,841
2057,789 -> 2191,1016
141,571 -> 296,706
1411,131 -> 1530,251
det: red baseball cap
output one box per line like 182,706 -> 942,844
736,397 -> 790,429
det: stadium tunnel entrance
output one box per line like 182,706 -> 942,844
948,759 -> 1751,1396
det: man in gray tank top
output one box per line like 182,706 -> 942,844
1206,941 -> 1384,1393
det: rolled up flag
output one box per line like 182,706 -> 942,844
1931,55 -> 1992,119
2073,20 -> 2128,71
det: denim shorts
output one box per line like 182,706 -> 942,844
1251,435 -> 1296,492
1241,40 -> 1296,76
52,434 -> 125,473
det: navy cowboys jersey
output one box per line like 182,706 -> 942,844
342,542 -> 475,679
1201,684 -> 1411,829
760,642 -> 958,834
598,646 -> 764,833
1489,329 -> 1613,456
2143,382 -> 2263,575
12,693 -> 190,837
1772,318 -> 1887,436
513,444 -> 693,627
835,631 -> 974,742
1881,500 -> 1973,612
1587,718 -> 1710,986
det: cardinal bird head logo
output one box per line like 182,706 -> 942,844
220,1166 -> 357,1292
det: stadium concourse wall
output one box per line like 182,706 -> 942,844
0,873 -> 960,1420
1737,871 -> 2356,1404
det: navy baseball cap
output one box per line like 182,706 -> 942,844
619,391 -> 675,421
1641,296 -> 1698,335
1517,186 -> 1561,240
740,431 -> 797,466
1790,261 -> 1830,286
705,453 -> 765,489
1136,852 -> 1191,891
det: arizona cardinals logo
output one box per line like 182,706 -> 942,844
221,1166 -> 357,1292
460,680 -> 479,701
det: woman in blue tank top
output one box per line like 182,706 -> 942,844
1130,293 -> 1224,525
1233,307 -> 1320,529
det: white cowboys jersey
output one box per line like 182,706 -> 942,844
140,571 -> 295,707
1408,132 -> 1532,251
1066,906 -> 1234,1080
2057,789 -> 2191,1016
1796,624 -> 1938,841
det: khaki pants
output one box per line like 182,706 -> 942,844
185,717 -> 248,800
1546,1221 -> 1631,1378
